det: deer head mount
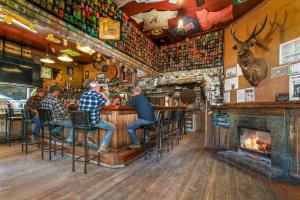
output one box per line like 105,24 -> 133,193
231,16 -> 268,86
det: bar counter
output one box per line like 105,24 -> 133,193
99,105 -> 185,151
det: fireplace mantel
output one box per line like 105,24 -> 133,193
211,102 -> 300,116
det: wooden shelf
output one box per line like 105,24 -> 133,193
211,101 -> 300,110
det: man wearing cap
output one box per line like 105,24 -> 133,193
24,88 -> 45,140
41,85 -> 73,138
126,86 -> 155,148
75,81 -> 116,154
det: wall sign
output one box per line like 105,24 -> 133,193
99,18 -> 120,40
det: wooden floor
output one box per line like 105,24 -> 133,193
0,132 -> 299,200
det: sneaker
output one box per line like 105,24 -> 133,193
31,135 -> 37,144
51,132 -> 62,140
87,135 -> 96,144
87,140 -> 98,150
98,146 -> 109,154
128,144 -> 142,149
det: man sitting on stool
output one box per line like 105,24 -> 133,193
41,85 -> 73,140
76,81 -> 116,154
24,88 -> 44,142
126,87 -> 155,148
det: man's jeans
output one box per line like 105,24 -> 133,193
127,119 -> 153,145
92,120 -> 116,147
51,119 -> 73,142
31,117 -> 41,136
66,120 -> 116,147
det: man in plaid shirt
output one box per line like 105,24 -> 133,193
68,81 -> 115,154
41,85 -> 73,138
24,88 -> 44,138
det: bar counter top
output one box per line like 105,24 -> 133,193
101,105 -> 186,111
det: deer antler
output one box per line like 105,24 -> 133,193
230,25 -> 242,43
246,15 -> 268,41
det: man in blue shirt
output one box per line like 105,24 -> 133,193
69,81 -> 116,154
126,87 -> 155,148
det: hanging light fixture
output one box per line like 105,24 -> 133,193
76,44 -> 96,55
58,54 -> 73,62
40,44 -> 55,64
57,39 -> 73,62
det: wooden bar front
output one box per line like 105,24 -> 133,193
100,106 -> 141,151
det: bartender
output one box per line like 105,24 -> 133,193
111,95 -> 121,106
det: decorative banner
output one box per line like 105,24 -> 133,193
196,4 -> 233,31
131,9 -> 178,31
99,18 -> 121,40
233,0 -> 248,5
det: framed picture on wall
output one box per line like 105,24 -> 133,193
85,71 -> 89,79
96,73 -> 105,82
67,66 -> 74,76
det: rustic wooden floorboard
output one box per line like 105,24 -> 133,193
0,132 -> 299,200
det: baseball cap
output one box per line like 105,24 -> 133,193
89,81 -> 101,88
131,86 -> 142,93
49,85 -> 61,93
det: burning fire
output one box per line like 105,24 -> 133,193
243,132 -> 268,152
244,134 -> 259,150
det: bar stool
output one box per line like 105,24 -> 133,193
21,109 -> 38,153
38,109 -> 64,160
142,110 -> 165,161
162,110 -> 177,151
5,106 -> 22,146
70,111 -> 100,174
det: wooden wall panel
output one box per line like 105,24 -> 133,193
224,0 -> 300,103
43,62 -> 84,89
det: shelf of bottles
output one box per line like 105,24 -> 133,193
159,30 -> 224,72
27,0 -> 160,70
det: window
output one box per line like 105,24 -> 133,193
0,83 -> 36,110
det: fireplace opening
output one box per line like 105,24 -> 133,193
238,127 -> 271,163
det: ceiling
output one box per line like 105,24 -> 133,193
117,0 -> 266,45
0,23 -> 93,64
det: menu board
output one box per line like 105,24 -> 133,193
159,30 -> 224,72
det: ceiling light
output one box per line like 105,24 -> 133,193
40,56 -> 55,64
40,44 -> 55,64
77,44 -> 96,55
58,54 -> 73,62
11,18 -> 37,33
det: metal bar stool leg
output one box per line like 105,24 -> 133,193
97,129 -> 100,166
49,127 -> 52,161
72,127 -> 76,172
41,127 -> 44,159
84,129 -> 88,174
61,127 -> 64,157
25,122 -> 29,153
8,120 -> 12,146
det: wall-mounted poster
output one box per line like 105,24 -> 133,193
289,74 -> 300,101
99,18 -> 120,40
40,66 -> 52,79
226,67 -> 236,78
237,89 -> 245,103
245,87 -> 255,102
224,77 -> 239,91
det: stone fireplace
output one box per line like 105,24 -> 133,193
217,113 -> 289,181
